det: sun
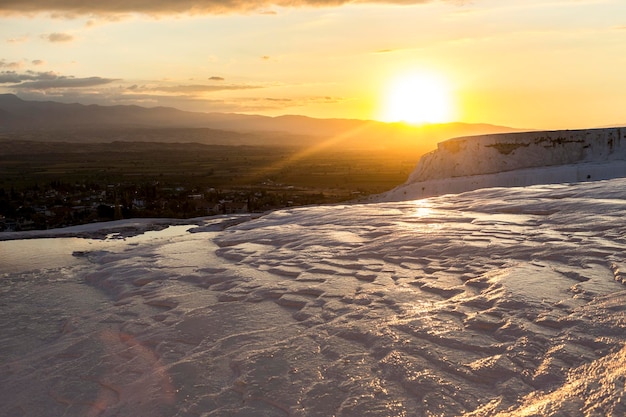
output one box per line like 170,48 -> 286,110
380,72 -> 454,125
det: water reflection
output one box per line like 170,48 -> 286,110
0,225 -> 196,275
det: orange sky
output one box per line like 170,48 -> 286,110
1,0 -> 625,130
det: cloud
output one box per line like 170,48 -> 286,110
245,95 -> 347,110
0,0 -> 435,16
0,59 -> 23,69
15,76 -> 117,89
152,83 -> 263,93
264,97 -> 293,102
31,59 -> 45,66
0,71 -> 23,83
6,36 -> 29,44
1,70 -> 60,84
2,71 -> 118,89
5,79 -> 348,114
43,32 -> 75,42
13,88 -> 263,113
0,67 -> 342,115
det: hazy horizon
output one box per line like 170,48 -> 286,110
1,1 -> 625,131
0,91 -> 525,128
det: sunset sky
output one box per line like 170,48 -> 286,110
1,0 -> 625,130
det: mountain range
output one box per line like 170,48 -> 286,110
0,94 -> 523,152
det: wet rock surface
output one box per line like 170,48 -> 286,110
2,179 -> 626,416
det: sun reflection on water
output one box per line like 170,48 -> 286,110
410,200 -> 434,218
413,205 -> 433,218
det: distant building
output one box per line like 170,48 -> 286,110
221,201 -> 248,214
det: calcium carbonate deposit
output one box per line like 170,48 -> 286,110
381,127 -> 626,201
2,130 -> 626,416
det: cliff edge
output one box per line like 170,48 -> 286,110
379,127 -> 626,201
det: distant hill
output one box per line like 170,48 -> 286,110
0,94 -> 524,152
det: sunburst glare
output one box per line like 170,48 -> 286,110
379,71 -> 454,125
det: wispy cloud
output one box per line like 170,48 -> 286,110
264,97 -> 293,102
6,36 -> 29,44
0,60 -> 23,69
0,60 -> 46,75
0,66 -> 339,114
14,76 -> 116,89
0,0 -> 436,16
151,83 -> 263,94
43,32 -> 75,43
247,95 -> 347,108
8,79 -> 348,114
1,70 -> 56,83
1,70 -> 117,89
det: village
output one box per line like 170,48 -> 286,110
0,137 -> 414,233
0,179 -> 346,232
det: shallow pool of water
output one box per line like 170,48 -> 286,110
0,225 -> 198,275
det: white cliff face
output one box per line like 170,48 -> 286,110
380,127 -> 626,202
411,127 -> 626,181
